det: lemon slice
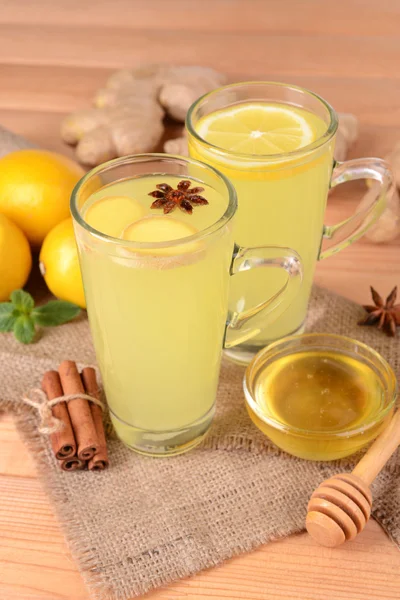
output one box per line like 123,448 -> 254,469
85,196 -> 145,237
122,216 -> 199,256
196,103 -> 315,155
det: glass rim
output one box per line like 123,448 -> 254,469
186,81 -> 338,161
70,153 -> 237,250
243,332 -> 398,439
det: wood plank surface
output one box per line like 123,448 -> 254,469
1,0 -> 399,35
1,1 -> 400,599
1,26 -> 399,77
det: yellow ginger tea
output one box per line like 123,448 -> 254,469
189,101 -> 333,350
77,175 -> 233,454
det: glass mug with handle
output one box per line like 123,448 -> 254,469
71,154 -> 303,456
186,82 -> 394,364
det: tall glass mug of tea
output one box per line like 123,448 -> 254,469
186,82 -> 394,364
71,154 -> 303,456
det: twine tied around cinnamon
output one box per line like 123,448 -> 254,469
22,388 -> 105,435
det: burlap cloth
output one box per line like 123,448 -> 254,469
1,285 -> 399,599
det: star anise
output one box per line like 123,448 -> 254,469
358,286 -> 400,337
148,180 -> 209,214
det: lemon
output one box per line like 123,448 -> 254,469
196,102 -> 317,155
39,219 -> 86,308
84,195 -> 145,238
122,216 -> 198,255
0,213 -> 32,301
0,149 -> 84,246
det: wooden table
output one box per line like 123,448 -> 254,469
1,1 -> 400,598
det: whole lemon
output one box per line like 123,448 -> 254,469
0,213 -> 32,301
0,149 -> 84,246
39,218 -> 86,308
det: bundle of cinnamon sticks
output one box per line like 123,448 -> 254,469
42,360 -> 109,471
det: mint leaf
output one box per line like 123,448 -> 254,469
32,301 -> 81,327
0,303 -> 17,332
10,289 -> 34,313
13,315 -> 35,344
0,290 -> 82,344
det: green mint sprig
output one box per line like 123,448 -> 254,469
0,289 -> 81,344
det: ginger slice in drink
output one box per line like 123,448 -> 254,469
122,215 -> 199,256
85,196 -> 145,238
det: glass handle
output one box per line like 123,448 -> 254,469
224,245 -> 303,349
319,157 -> 394,260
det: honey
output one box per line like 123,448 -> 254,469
244,334 -> 397,461
257,351 -> 383,433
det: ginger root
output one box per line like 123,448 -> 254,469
61,99 -> 164,166
158,66 -> 227,121
61,64 -> 226,167
95,65 -> 226,121
164,129 -> 188,156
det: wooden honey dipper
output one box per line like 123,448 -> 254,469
306,409 -> 400,548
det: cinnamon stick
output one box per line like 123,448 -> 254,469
81,367 -> 109,471
58,360 -> 99,461
61,457 -> 86,471
87,457 -> 108,471
41,370 -> 76,460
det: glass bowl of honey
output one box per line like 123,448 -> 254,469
243,333 -> 397,461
